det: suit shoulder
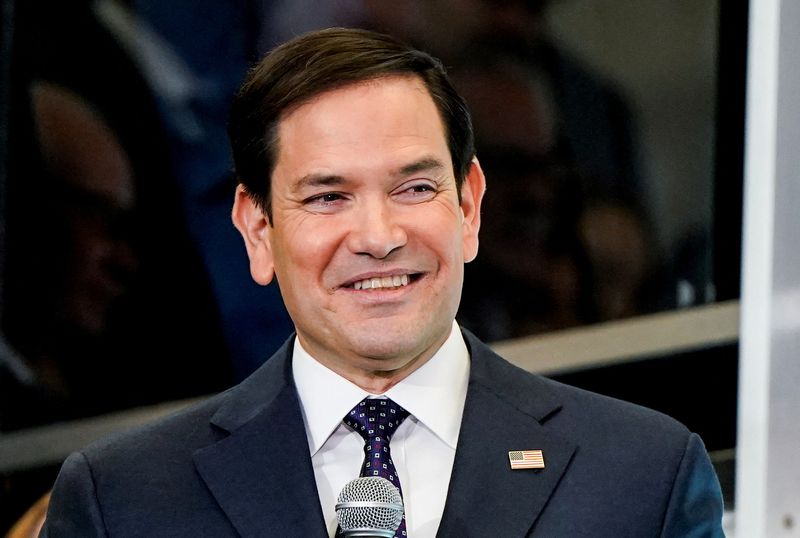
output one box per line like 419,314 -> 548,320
537,373 -> 690,438
81,390 -> 229,465
80,343 -> 292,465
466,333 -> 692,444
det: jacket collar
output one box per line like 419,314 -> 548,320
193,337 -> 329,537
437,330 -> 576,537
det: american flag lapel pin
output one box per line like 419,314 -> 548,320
508,449 -> 545,470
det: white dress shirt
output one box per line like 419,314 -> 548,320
292,321 -> 470,538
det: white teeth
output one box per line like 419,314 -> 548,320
352,274 -> 413,290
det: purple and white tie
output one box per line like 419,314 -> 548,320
343,398 -> 410,537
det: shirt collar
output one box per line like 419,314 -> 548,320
292,321 -> 470,455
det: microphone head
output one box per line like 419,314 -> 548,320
335,476 -> 404,537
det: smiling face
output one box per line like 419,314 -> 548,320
233,75 -> 484,392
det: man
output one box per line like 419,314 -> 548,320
41,28 -> 724,537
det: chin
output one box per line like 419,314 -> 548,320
344,321 -> 445,364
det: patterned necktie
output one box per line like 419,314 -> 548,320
343,398 -> 410,537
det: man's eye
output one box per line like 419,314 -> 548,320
409,184 -> 434,193
396,183 -> 437,201
307,192 -> 344,204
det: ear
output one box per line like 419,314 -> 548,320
460,157 -> 486,263
231,185 -> 275,285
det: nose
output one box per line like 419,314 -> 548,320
346,198 -> 407,259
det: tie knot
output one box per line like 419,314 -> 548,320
344,398 -> 410,442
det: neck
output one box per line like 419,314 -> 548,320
297,331 -> 451,394
297,322 -> 452,394
324,348 -> 435,394
343,364 -> 420,394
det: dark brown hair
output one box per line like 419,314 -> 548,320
228,27 -> 474,217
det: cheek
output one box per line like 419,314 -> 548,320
274,226 -> 340,283
414,218 -> 464,265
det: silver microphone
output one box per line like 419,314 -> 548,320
335,476 -> 404,537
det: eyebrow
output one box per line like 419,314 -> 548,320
395,156 -> 446,177
291,173 -> 346,194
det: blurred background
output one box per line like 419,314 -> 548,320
0,0 -> 749,534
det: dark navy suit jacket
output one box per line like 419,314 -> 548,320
41,331 -> 725,537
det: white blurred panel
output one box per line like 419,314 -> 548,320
736,0 -> 800,534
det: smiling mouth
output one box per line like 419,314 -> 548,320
350,273 -> 421,290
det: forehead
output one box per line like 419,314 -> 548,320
272,75 -> 450,180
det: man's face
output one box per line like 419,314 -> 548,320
233,75 -> 484,389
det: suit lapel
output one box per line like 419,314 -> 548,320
193,340 -> 328,538
437,333 -> 577,537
